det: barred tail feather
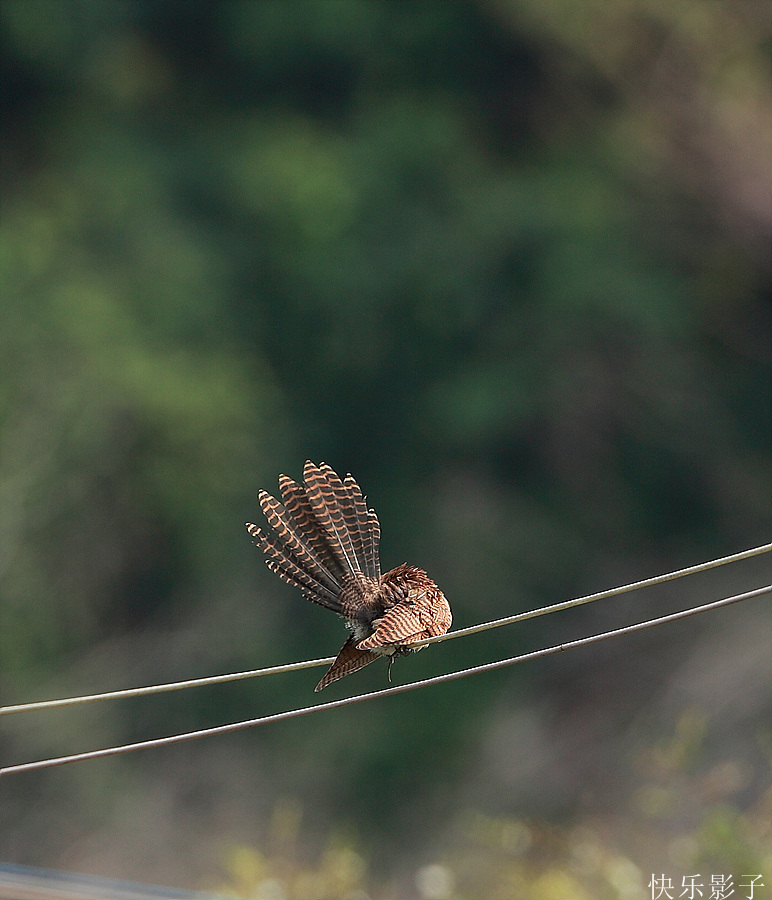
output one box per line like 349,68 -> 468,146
324,465 -> 367,574
343,474 -> 378,580
303,461 -> 361,575
249,462 -> 383,615
278,475 -> 349,581
246,523 -> 341,611
367,507 -> 381,579
258,489 -> 340,594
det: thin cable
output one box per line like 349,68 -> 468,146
1,540 -> 770,717
0,657 -> 335,717
2,584 -> 768,777
412,539 -> 772,648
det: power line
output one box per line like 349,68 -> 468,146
1,583 -> 768,777
412,539 -> 772,647
0,657 -> 335,717
2,540 -> 769,718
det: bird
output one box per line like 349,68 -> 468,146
246,461 -> 452,691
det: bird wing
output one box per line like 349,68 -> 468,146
315,636 -> 378,691
356,602 -> 427,650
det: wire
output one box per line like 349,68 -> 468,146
2,540 -> 769,718
1,583 -> 768,777
0,657 -> 335,717
413,539 -> 772,648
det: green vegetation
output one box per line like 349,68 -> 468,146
214,715 -> 772,898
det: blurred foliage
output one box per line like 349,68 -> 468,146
0,0 -> 770,882
213,713 -> 772,899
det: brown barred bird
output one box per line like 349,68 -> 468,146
246,461 -> 452,691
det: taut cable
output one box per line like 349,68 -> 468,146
2,540 -> 769,718
1,584 -> 768,777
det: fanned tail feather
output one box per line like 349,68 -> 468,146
246,523 -> 341,611
343,474 -> 380,580
327,467 -> 367,574
248,461 -> 383,612
367,507 -> 381,579
258,489 -> 340,595
303,461 -> 361,575
277,474 -> 348,581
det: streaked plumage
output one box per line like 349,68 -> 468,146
246,461 -> 451,691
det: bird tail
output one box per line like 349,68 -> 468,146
247,461 -> 381,611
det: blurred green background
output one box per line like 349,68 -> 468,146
1,0 -> 770,895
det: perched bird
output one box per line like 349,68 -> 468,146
246,461 -> 452,691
